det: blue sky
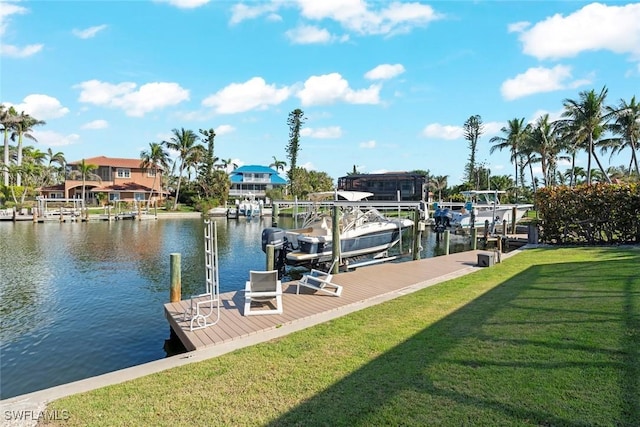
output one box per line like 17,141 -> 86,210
1,0 -> 639,185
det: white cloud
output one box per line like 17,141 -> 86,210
285,25 -> 333,44
500,65 -> 590,100
72,25 -> 107,39
7,94 -> 69,120
202,77 -> 291,114
155,0 -> 211,9
359,140 -> 376,149
0,43 -> 43,58
0,2 -> 28,36
516,2 -> 640,60
483,121 -> 505,136
300,161 -> 315,171
215,124 -> 235,135
297,0 -> 442,36
507,21 -> 529,33
32,130 -> 80,147
75,80 -> 190,117
230,3 -> 281,25
297,73 -> 380,106
0,2 -> 43,58
421,123 -> 463,140
82,119 -> 108,130
365,63 -> 405,80
300,126 -> 342,138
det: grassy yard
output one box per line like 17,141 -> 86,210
45,247 -> 639,426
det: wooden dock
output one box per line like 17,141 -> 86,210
164,250 -> 498,351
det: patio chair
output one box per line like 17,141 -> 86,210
296,258 -> 343,297
244,270 -> 283,316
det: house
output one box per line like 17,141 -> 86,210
229,165 -> 287,199
337,172 -> 429,201
39,156 -> 165,205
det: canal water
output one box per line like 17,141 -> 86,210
0,216 -> 470,399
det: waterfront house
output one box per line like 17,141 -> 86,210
229,165 -> 287,199
337,172 -> 430,201
39,156 -> 166,205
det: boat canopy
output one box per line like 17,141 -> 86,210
307,191 -> 374,202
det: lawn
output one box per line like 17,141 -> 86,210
46,247 -> 639,426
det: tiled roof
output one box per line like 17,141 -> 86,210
69,156 -> 146,169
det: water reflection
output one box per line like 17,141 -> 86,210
0,216 -> 471,399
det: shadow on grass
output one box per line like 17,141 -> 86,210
269,249 -> 640,426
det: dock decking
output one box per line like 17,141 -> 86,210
164,249 -> 501,351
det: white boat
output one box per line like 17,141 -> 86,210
262,191 -> 414,266
433,190 -> 532,232
237,195 -> 262,218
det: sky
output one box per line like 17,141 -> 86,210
1,0 -> 639,185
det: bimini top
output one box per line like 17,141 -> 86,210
308,191 -> 374,202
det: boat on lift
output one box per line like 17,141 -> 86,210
262,191 -> 414,267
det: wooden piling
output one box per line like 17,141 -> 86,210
266,244 -> 275,271
511,206 -> 517,234
170,253 -> 181,303
502,219 -> 507,237
412,208 -> 421,260
272,203 -> 279,227
32,208 -> 38,223
443,229 -> 450,255
471,228 -> 478,250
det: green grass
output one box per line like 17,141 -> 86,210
45,247 -> 640,426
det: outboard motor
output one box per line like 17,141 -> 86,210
261,227 -> 289,278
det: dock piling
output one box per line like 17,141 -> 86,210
471,228 -> 478,250
412,208 -> 421,260
443,229 -> 450,255
170,253 -> 182,303
331,206 -> 341,273
266,244 -> 275,271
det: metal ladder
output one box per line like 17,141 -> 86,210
186,219 -> 221,331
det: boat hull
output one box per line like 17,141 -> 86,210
286,224 -> 407,264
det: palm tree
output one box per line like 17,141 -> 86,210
269,156 -> 287,173
10,111 -> 46,187
68,159 -> 101,203
45,148 -> 66,185
162,128 -> 201,210
489,118 -> 531,201
428,175 -> 448,202
220,158 -> 238,172
140,142 -> 170,208
561,86 -> 612,185
603,96 -> 640,177
1,105 -> 18,187
527,114 -> 570,187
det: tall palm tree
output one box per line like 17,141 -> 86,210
561,86 -> 612,185
603,96 -> 640,177
1,105 -> 18,187
162,128 -> 201,210
489,118 -> 531,201
269,156 -> 287,173
140,142 -> 170,208
68,159 -> 101,203
10,111 -> 46,187
527,114 -> 570,187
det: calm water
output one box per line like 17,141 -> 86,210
0,216 -> 469,399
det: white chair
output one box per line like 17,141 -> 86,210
244,270 -> 283,316
296,259 -> 343,297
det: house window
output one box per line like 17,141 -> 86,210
134,193 -> 146,201
109,193 -> 120,201
147,169 -> 156,177
50,192 -> 64,199
116,168 -> 131,178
